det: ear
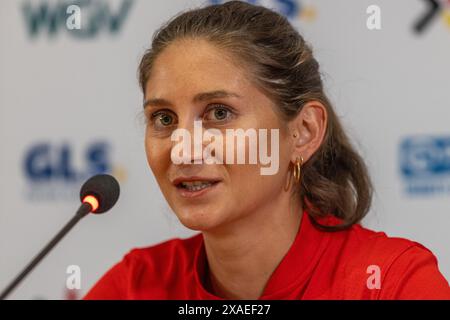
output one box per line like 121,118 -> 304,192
288,101 -> 328,163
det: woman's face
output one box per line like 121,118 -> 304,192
144,39 -> 293,231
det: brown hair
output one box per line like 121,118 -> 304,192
138,1 -> 373,231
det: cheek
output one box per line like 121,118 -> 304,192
145,135 -> 171,178
227,162 -> 267,195
226,163 -> 285,216
224,131 -> 290,201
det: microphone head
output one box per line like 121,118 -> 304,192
80,174 -> 120,214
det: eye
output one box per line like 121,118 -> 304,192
204,104 -> 234,122
149,110 -> 177,128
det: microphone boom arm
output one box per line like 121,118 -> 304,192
0,202 -> 92,300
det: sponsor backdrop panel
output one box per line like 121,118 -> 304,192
0,0 -> 449,299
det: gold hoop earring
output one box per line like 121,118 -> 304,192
293,156 -> 303,183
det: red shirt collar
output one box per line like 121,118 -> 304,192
193,210 -> 334,299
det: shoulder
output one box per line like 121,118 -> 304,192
120,232 -> 203,283
331,222 -> 450,299
317,215 -> 428,269
343,223 -> 420,265
124,233 -> 203,274
84,233 -> 203,300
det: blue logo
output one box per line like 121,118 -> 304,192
399,136 -> 450,195
22,0 -> 134,39
24,141 -> 110,182
22,141 -> 125,201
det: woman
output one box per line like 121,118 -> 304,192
84,1 -> 450,299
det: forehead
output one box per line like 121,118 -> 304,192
145,39 -> 252,98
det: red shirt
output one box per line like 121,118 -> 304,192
84,211 -> 450,299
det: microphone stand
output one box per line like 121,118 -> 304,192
0,202 -> 92,300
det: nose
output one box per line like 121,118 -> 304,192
171,118 -> 205,165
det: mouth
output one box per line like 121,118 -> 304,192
173,177 -> 222,198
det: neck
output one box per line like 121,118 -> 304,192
202,192 -> 303,299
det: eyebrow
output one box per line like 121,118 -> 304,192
143,90 -> 241,109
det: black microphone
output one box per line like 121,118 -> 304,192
0,174 -> 120,300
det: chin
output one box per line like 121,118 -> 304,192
175,206 -> 226,231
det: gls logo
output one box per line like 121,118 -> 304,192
207,0 -> 303,19
399,136 -> 450,195
22,0 -> 134,39
24,142 -> 110,182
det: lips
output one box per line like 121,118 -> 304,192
172,176 -> 221,197
173,176 -> 221,186
178,181 -> 217,191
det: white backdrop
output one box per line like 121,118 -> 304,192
1,0 -> 449,299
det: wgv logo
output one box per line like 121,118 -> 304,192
22,0 -> 134,39
399,136 -> 450,195
23,141 -> 120,201
207,0 -> 314,21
